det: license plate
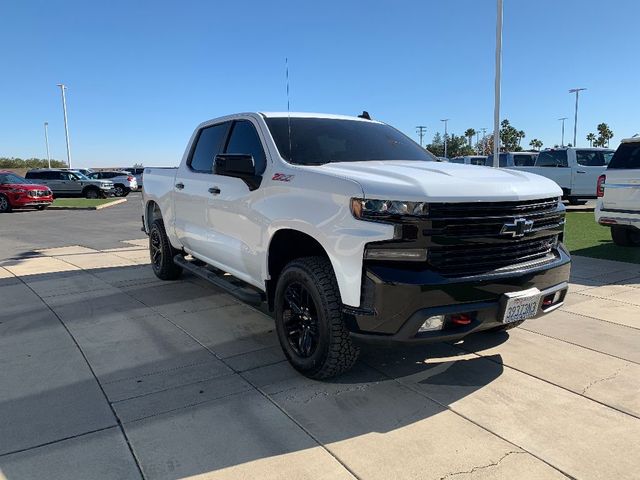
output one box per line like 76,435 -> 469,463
502,288 -> 541,324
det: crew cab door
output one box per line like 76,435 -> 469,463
529,150 -> 572,194
572,150 -> 613,196
603,142 -> 640,211
173,121 -> 231,256
205,119 -> 268,285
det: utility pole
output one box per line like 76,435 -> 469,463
440,119 -> 449,158
481,127 -> 487,154
416,126 -> 427,147
569,88 -> 586,147
57,83 -> 72,168
475,131 -> 480,153
44,122 -> 51,168
492,0 -> 503,167
558,117 -> 568,147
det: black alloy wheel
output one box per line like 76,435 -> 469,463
0,195 -> 11,213
148,219 -> 183,280
282,281 -> 320,358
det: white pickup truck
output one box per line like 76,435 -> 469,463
142,112 -> 571,378
505,147 -> 614,204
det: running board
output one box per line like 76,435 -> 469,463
173,255 -> 263,306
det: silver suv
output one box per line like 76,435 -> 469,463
88,170 -> 138,197
25,169 -> 114,198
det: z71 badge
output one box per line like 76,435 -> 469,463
272,173 -> 294,182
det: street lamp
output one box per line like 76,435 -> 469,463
440,119 -> 449,158
558,117 -> 568,147
56,83 -> 72,168
44,122 -> 51,168
492,0 -> 503,167
569,88 -> 586,147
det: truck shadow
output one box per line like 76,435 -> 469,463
0,261 -> 509,480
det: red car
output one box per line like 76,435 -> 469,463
0,170 -> 54,212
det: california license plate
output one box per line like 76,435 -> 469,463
502,288 -> 541,324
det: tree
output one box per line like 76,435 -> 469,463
586,133 -> 596,147
529,139 -> 543,151
426,132 -> 444,157
595,123 -> 614,148
0,157 -> 67,168
464,128 -> 476,147
499,119 -> 526,152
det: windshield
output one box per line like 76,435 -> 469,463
0,173 -> 28,184
71,171 -> 90,180
608,142 -> 640,169
265,117 -> 436,165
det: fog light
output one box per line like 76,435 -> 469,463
419,315 -> 444,332
364,248 -> 427,262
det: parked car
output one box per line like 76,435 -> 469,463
25,168 -> 115,198
486,151 -> 539,167
123,167 -> 144,187
503,147 -> 614,204
142,111 -> 570,378
0,170 -> 53,212
87,170 -> 138,197
595,137 -> 640,246
450,155 -> 488,166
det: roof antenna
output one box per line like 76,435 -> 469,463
286,57 -> 292,161
358,111 -> 371,120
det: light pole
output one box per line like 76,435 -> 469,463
492,0 -> 503,167
416,125 -> 427,147
481,127 -> 487,154
57,84 -> 72,168
44,122 -> 51,168
569,88 -> 586,147
440,119 -> 449,158
558,117 -> 568,147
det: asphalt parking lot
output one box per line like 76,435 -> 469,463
1,193 -> 639,480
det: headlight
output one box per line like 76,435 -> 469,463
351,198 -> 428,220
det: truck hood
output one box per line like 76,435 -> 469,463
313,161 -> 562,201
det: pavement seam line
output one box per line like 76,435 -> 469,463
450,337 -> 640,421
363,360 -> 577,480
558,307 -> 640,331
14,274 -> 147,480
437,450 -> 525,480
0,426 -> 118,459
519,325 -> 640,367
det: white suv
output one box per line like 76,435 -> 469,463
596,137 -> 640,246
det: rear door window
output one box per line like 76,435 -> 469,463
224,120 -> 267,174
608,143 -> 640,169
189,122 -> 231,173
514,154 -> 536,166
576,150 -> 608,166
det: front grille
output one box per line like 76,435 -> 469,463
28,190 -> 49,197
429,236 -> 558,277
426,197 -> 563,277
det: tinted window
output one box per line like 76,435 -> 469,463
224,121 -> 267,174
486,153 -> 508,167
514,154 -> 536,166
470,157 -> 487,166
0,173 -> 27,184
576,150 -> 611,167
536,150 -> 568,167
266,118 -> 436,165
608,143 -> 640,170
450,157 -> 465,164
189,123 -> 229,172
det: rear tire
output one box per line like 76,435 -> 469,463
149,219 -> 183,280
274,256 -> 359,379
568,198 -> 586,206
114,185 -> 130,197
0,194 -> 12,213
611,226 -> 640,247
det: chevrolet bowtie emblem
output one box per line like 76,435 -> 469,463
501,218 -> 534,238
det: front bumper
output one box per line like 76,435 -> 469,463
345,245 -> 571,345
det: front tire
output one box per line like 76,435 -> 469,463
0,194 -> 12,213
274,257 -> 359,379
149,219 -> 183,280
611,226 -> 640,247
84,187 -> 99,199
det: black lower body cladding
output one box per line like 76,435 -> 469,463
347,245 -> 571,344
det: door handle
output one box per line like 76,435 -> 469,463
175,182 -> 184,190
576,170 -> 586,174
208,187 -> 221,195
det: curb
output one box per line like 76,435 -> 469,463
48,198 -> 128,211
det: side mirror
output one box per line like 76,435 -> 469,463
214,154 -> 261,190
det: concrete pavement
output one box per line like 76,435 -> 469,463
1,200 -> 640,479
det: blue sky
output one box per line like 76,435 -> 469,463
1,0 -> 638,167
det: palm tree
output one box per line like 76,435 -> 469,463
586,133 -> 596,147
529,139 -> 543,151
464,128 -> 476,147
517,130 -> 526,148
